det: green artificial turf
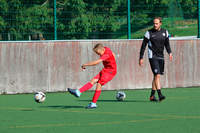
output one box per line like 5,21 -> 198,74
0,87 -> 200,133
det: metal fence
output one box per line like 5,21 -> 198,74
0,0 -> 198,41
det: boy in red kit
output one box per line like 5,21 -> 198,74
68,43 -> 117,109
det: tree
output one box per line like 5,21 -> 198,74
179,0 -> 197,18
6,0 -> 24,40
0,0 -> 197,40
57,0 -> 89,39
0,0 -> 8,40
85,0 -> 127,39
21,4 -> 53,40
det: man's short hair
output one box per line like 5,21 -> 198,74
154,17 -> 162,23
93,43 -> 104,52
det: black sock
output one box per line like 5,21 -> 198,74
157,89 -> 162,97
150,90 -> 156,97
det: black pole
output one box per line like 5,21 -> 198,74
198,0 -> 200,38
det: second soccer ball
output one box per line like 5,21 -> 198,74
116,91 -> 126,101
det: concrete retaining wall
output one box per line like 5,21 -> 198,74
0,39 -> 199,94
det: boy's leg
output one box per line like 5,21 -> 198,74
79,78 -> 98,93
86,83 -> 102,109
68,74 -> 99,98
86,71 -> 116,109
92,83 -> 102,103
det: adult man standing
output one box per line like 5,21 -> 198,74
139,17 -> 173,102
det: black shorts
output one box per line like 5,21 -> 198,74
149,58 -> 164,75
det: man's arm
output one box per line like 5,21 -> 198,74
139,38 -> 148,66
164,30 -> 173,61
139,37 -> 149,60
81,59 -> 103,69
164,37 -> 172,54
139,31 -> 149,66
139,31 -> 150,59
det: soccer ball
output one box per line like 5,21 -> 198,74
34,92 -> 46,103
116,91 -> 126,101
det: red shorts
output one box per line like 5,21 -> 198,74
93,70 -> 116,86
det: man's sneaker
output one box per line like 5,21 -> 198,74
150,96 -> 158,102
86,102 -> 97,109
159,95 -> 166,101
67,88 -> 81,97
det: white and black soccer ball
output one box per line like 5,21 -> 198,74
116,91 -> 126,101
34,92 -> 46,103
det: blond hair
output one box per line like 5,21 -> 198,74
93,43 -> 104,52
154,17 -> 162,23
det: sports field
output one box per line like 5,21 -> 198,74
1,87 -> 200,133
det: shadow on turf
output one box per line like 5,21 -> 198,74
78,99 -> 148,103
21,109 -> 35,111
41,105 -> 85,109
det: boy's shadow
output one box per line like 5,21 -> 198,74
78,99 -> 148,103
41,105 -> 85,109
40,99 -> 149,109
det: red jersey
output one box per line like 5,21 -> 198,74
100,47 -> 117,73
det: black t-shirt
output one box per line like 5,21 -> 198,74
139,28 -> 172,59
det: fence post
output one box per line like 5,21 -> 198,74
54,0 -> 57,40
127,0 -> 131,39
198,0 -> 200,38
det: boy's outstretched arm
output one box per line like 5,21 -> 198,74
81,59 -> 103,69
